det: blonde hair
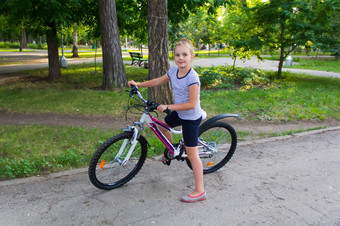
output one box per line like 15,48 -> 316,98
175,38 -> 194,56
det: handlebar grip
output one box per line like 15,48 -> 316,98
129,85 -> 138,97
164,107 -> 171,115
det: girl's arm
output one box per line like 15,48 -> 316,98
157,84 -> 199,112
128,74 -> 170,88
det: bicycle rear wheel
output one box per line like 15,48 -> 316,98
186,121 -> 237,174
88,132 -> 147,190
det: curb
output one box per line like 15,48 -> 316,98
238,126 -> 340,147
1,126 -> 339,187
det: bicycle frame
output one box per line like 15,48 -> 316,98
122,111 -> 216,164
133,111 -> 183,157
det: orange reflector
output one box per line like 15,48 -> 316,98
100,160 -> 105,168
206,162 -> 215,167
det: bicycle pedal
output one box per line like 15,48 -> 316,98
162,160 -> 171,166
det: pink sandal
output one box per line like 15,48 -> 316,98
181,191 -> 207,203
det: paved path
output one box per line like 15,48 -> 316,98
0,127 -> 339,225
1,51 -> 340,79
190,57 -> 340,78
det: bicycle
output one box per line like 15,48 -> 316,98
88,85 -> 238,190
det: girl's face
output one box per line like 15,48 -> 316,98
174,45 -> 194,69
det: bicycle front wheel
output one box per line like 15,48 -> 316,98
186,121 -> 237,174
88,132 -> 147,190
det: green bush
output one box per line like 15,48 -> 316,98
0,41 -> 21,48
9,42 -> 20,48
0,41 -> 10,48
0,41 -> 48,49
195,66 -> 270,90
27,43 -> 47,49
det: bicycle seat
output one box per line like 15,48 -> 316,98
202,109 -> 207,120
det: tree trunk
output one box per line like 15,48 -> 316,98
72,23 -> 79,58
147,0 -> 173,104
21,29 -> 28,49
46,23 -> 61,81
98,0 -> 127,89
277,22 -> 285,78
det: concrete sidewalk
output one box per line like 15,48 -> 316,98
0,127 -> 339,225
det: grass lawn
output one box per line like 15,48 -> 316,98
0,63 -> 339,179
288,58 -> 340,73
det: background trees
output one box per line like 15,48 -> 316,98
1,0 -> 339,82
221,0 -> 262,67
1,0 -> 88,81
249,0 -> 339,77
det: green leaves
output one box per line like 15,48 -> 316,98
195,65 -> 270,89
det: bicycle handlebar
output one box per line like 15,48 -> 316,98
129,85 -> 163,113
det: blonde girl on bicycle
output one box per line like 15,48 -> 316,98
128,38 -> 206,203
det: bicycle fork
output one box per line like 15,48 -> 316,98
118,126 -> 139,166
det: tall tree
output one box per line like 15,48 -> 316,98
1,0 -> 86,81
116,0 -> 233,49
251,0 -> 339,77
221,1 -> 262,67
146,0 -> 233,103
20,28 -> 28,49
71,23 -> 79,58
46,22 -> 61,80
147,0 -> 173,104
98,0 -> 127,89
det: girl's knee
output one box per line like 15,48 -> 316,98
186,147 -> 199,159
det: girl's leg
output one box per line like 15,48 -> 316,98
186,146 -> 205,196
161,111 -> 181,144
159,120 -> 173,143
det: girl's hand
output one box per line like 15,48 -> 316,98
128,80 -> 137,87
157,104 -> 167,113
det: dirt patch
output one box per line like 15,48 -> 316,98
1,111 -> 338,137
0,111 -> 127,129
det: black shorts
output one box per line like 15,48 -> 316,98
164,111 -> 202,147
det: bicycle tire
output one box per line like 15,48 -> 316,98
88,131 -> 148,190
186,121 -> 237,174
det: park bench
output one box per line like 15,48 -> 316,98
129,52 -> 148,67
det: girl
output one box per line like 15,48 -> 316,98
128,38 -> 206,203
